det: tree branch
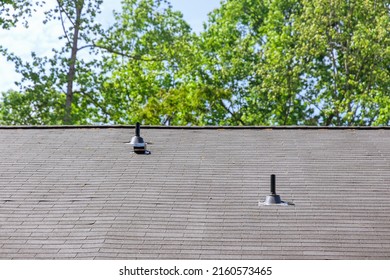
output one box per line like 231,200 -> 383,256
77,89 -> 110,118
219,100 -> 245,125
58,6 -> 72,46
77,43 -> 165,62
57,0 -> 75,26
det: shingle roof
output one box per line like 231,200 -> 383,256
1,126 -> 390,259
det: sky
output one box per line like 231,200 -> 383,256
0,0 -> 221,92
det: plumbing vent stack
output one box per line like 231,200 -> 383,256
264,174 -> 282,205
259,174 -> 294,206
130,122 -> 147,154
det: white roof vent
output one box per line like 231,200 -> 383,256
130,122 -> 150,154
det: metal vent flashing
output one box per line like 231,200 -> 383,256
259,175 -> 294,206
129,122 -> 150,154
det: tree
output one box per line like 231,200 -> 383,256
1,0 -> 104,124
90,0 -> 203,125
190,0 -> 261,125
296,0 -> 390,125
1,0 -> 204,126
42,0 -> 105,124
51,0 -> 104,124
196,0 -> 309,125
0,89 -> 65,125
197,0 -> 389,126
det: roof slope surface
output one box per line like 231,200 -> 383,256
0,127 -> 390,259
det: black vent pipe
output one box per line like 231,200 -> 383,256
135,122 -> 140,137
271,174 -> 276,195
259,174 -> 294,206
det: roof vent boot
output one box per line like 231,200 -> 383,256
130,122 -> 149,154
264,174 -> 282,204
259,174 -> 294,206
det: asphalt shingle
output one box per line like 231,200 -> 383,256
0,127 -> 389,259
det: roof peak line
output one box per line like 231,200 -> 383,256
0,125 -> 389,130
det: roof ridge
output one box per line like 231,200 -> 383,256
0,125 -> 389,130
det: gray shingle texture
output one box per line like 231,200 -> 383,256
1,127 -> 390,259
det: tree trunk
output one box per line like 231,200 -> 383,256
64,1 -> 83,124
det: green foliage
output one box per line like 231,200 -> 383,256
93,0 -> 204,125
197,0 -> 265,125
195,0 -> 312,125
1,0 -> 104,125
0,89 -> 65,125
197,0 -> 389,126
0,0 -> 35,29
296,0 -> 390,125
1,0 -> 389,126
